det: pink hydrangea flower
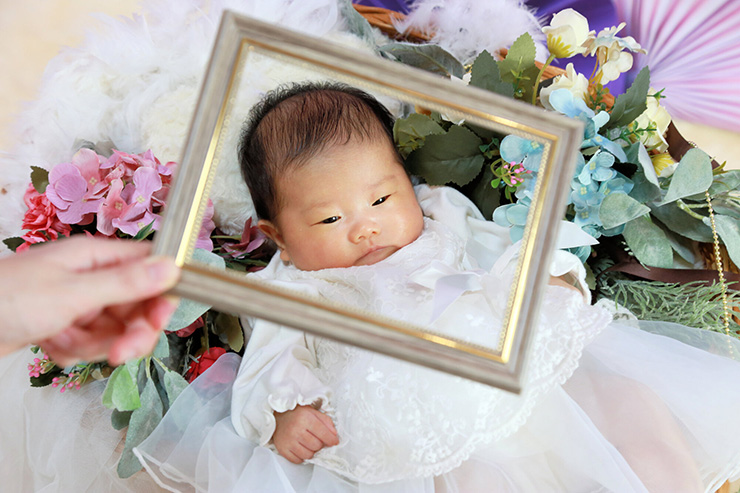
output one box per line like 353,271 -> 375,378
45,149 -> 109,225
195,199 -> 216,251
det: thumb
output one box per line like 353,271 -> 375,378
68,256 -> 180,314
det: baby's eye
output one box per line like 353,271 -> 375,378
321,216 -> 340,224
372,195 -> 390,206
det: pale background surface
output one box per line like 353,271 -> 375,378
0,0 -> 738,169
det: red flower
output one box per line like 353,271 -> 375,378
21,183 -> 71,235
171,316 -> 204,338
16,229 -> 67,253
185,347 -> 227,383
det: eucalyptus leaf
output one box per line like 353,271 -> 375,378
663,227 -> 699,265
624,141 -> 659,188
599,193 -> 650,229
30,166 -> 49,194
163,370 -> 189,407
629,171 -> 662,204
650,202 -> 714,243
686,170 -> 740,201
102,362 -> 141,412
117,378 -> 164,478
338,0 -> 376,44
213,312 -> 245,352
111,409 -> 133,431
379,43 -> 464,78
166,249 -> 225,331
661,148 -> 713,204
623,215 -> 673,268
703,214 -> 740,268
393,113 -> 445,159
405,125 -> 485,186
712,198 -> 740,220
469,49 -> 514,98
608,66 -> 649,128
152,332 -> 169,359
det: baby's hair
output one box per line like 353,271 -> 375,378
238,81 -> 398,221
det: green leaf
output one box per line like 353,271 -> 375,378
608,66 -> 650,128
338,0 -> 376,43
393,113 -> 445,159
468,166 -> 500,220
496,33 -> 539,101
111,409 -> 133,430
30,166 -> 49,194
132,220 -> 156,241
704,214 -> 740,268
686,170 -> 740,201
405,125 -> 485,186
3,237 -> 24,253
117,378 -> 164,478
661,148 -> 713,205
622,215 -> 674,268
379,43 -> 464,78
152,332 -> 169,359
650,202 -> 714,243
712,198 -> 740,220
213,312 -> 245,352
166,248 -> 226,331
599,192 -> 650,230
469,50 -> 514,98
102,360 -> 142,412
163,370 -> 189,408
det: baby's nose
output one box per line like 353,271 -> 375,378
350,219 -> 380,243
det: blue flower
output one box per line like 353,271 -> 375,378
548,88 -> 627,162
492,195 -> 532,243
571,179 -> 602,208
577,150 -> 616,186
499,135 -> 544,172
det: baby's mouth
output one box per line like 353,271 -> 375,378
355,246 -> 396,266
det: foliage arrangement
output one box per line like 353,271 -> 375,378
382,8 -> 740,334
4,146 -> 271,476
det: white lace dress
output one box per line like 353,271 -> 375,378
135,186 -> 740,492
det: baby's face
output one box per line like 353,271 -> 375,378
260,137 -> 424,271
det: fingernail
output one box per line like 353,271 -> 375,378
145,257 -> 180,286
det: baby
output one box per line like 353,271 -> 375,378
134,81 -> 740,492
239,81 -> 584,464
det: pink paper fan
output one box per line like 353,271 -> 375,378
615,0 -> 740,132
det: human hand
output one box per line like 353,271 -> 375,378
0,236 -> 180,365
273,404 -> 339,464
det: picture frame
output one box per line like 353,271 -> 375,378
152,10 -> 584,392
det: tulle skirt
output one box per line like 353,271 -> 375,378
134,320 -> 740,493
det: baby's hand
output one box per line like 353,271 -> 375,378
273,405 -> 339,464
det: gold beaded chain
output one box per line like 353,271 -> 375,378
704,190 -> 732,336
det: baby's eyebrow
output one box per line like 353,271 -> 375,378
368,174 -> 396,189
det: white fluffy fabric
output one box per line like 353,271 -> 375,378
1,0 -> 545,249
394,0 -> 547,63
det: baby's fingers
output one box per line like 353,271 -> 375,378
309,409 -> 339,447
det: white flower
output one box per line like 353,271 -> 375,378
633,89 -> 672,152
595,45 -> 634,84
540,62 -> 590,110
542,9 -> 590,58
583,23 -> 645,57
584,23 -> 646,85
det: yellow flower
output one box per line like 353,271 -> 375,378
540,63 -> 590,110
542,9 -> 590,58
651,152 -> 678,178
633,89 -> 672,153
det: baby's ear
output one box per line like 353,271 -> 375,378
258,219 -> 290,262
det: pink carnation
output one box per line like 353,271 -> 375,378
21,183 -> 71,236
16,229 -> 67,253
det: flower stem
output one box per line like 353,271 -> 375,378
531,53 -> 557,105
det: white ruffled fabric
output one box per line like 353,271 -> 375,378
134,186 -> 740,492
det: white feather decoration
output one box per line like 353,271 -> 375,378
393,0 -> 547,64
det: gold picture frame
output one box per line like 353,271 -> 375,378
152,10 -> 584,392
